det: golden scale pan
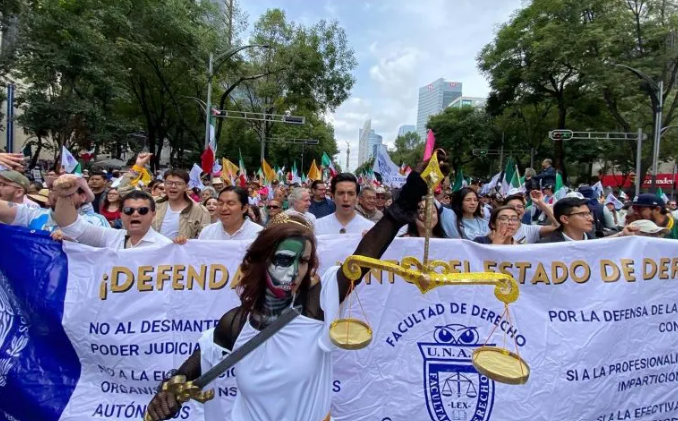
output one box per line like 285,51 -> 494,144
329,152 -> 530,385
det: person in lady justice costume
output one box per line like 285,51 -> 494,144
145,166 -> 428,421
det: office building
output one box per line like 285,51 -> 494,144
416,78 -> 462,141
358,120 -> 383,166
447,96 -> 486,110
397,125 -> 416,138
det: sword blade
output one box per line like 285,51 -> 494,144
193,306 -> 301,389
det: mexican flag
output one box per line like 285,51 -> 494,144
554,172 -> 568,201
657,187 -> 670,203
452,168 -> 465,192
501,157 -> 520,194
238,149 -> 247,187
321,152 -> 337,178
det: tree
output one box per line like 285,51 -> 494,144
228,9 -> 356,160
427,107 -> 498,175
389,132 -> 423,168
13,0 -> 126,165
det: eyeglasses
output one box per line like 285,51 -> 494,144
165,181 -> 186,187
568,211 -> 593,218
122,206 -> 151,216
497,216 -> 520,223
267,205 -> 280,210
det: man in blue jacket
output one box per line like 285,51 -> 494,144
532,159 -> 557,187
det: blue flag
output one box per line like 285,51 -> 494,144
0,225 -> 80,421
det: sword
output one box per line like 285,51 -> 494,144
143,306 -> 301,420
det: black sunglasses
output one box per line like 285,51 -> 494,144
122,206 -> 150,216
267,205 -> 280,210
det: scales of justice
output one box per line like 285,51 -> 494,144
143,155 -> 528,420
328,153 -> 530,386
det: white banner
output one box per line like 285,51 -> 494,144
60,237 -> 678,421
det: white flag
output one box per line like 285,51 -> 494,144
188,163 -> 205,190
604,193 -> 624,210
372,145 -> 406,188
61,146 -> 79,174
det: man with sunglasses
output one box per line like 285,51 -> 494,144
52,178 -> 171,249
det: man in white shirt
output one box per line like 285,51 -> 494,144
285,187 -> 316,226
52,180 -> 171,249
199,186 -> 263,240
315,173 -> 374,235
0,176 -> 108,232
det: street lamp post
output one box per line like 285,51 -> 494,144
615,64 -> 663,192
204,45 -> 270,150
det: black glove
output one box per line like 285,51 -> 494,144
384,171 -> 428,225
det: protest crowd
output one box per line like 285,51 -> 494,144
1,148 -> 674,247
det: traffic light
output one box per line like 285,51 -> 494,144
549,130 -> 574,141
283,115 -> 305,125
473,149 -> 488,157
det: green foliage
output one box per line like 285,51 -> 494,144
478,0 -> 678,183
8,1 -> 354,171
389,131 -> 423,169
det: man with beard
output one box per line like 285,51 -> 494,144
0,175 -> 107,232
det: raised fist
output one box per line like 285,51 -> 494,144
52,174 -> 80,197
136,152 -> 153,168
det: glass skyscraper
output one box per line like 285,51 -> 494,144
416,79 -> 462,141
358,120 -> 383,166
397,125 -> 417,138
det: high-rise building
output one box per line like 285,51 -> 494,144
397,125 -> 417,138
358,120 -> 383,166
416,78 -> 462,141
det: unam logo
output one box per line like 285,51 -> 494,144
418,324 -> 494,421
0,269 -> 29,388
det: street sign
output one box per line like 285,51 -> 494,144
549,130 -> 574,141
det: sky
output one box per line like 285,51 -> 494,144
238,0 -> 525,171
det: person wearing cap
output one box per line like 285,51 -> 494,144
631,193 -> 678,239
0,174 -> 108,232
211,178 -> 224,193
538,197 -> 636,243
629,219 -> 669,237
0,170 -> 39,208
27,189 -> 50,208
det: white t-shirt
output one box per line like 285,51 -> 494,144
61,216 -> 172,249
198,219 -> 263,240
315,212 -> 374,236
284,209 -> 317,226
513,223 -> 541,244
11,206 -> 108,232
199,266 -> 341,421
159,207 -> 181,239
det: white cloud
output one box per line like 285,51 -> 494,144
239,0 -> 524,171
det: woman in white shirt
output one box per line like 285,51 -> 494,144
199,187 -> 263,240
145,168 -> 428,421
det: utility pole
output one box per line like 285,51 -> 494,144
345,141 -> 350,172
549,130 -> 646,197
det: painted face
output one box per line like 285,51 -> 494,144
266,238 -> 311,299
